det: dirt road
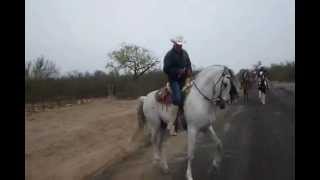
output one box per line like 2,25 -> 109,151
92,82 -> 294,180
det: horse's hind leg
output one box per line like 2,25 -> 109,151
151,126 -> 168,173
151,127 -> 161,164
243,89 -> 248,103
158,128 -> 169,173
207,126 -> 223,169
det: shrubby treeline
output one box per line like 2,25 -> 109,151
26,45 -> 294,103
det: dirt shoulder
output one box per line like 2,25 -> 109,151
271,81 -> 295,94
26,98 -> 142,180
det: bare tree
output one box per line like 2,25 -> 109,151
25,61 -> 32,79
93,70 -> 107,78
31,56 -> 59,79
107,43 -> 160,80
66,70 -> 83,79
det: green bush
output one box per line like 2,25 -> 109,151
266,61 -> 295,82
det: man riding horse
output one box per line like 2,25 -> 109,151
255,63 -> 270,104
163,36 -> 192,135
240,69 -> 251,102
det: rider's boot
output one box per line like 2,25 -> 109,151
168,107 -> 178,136
176,106 -> 186,131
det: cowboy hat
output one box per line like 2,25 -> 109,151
170,36 -> 186,45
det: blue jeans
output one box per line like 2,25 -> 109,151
170,81 -> 183,108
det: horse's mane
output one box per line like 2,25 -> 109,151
194,65 -> 226,80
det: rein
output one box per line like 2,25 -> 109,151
192,67 -> 229,103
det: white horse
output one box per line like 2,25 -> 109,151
136,65 -> 240,180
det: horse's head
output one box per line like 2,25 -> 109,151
213,67 -> 240,109
193,65 -> 241,109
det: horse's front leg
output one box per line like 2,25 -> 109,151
258,90 -> 262,99
207,126 -> 223,169
167,117 -> 177,136
245,90 -> 248,103
186,127 -> 198,180
261,92 -> 266,104
246,91 -> 249,103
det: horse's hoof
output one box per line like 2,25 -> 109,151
161,167 -> 169,174
185,174 -> 194,180
170,131 -> 178,136
208,165 -> 219,175
212,160 -> 219,169
152,158 -> 160,165
211,159 -> 222,174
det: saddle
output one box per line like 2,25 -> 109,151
155,83 -> 172,106
155,77 -> 193,106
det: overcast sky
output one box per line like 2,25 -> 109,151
25,0 -> 294,74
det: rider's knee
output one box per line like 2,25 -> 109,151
172,94 -> 182,105
172,97 -> 180,106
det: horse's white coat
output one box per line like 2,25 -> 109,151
137,65 -> 240,180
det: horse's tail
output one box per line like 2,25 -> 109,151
131,96 -> 150,146
137,96 -> 146,129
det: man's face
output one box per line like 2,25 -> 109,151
174,43 -> 182,52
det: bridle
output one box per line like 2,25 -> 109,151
192,66 -> 231,104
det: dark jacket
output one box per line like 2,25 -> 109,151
163,48 -> 192,81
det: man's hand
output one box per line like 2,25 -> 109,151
179,68 -> 186,74
186,69 -> 192,77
